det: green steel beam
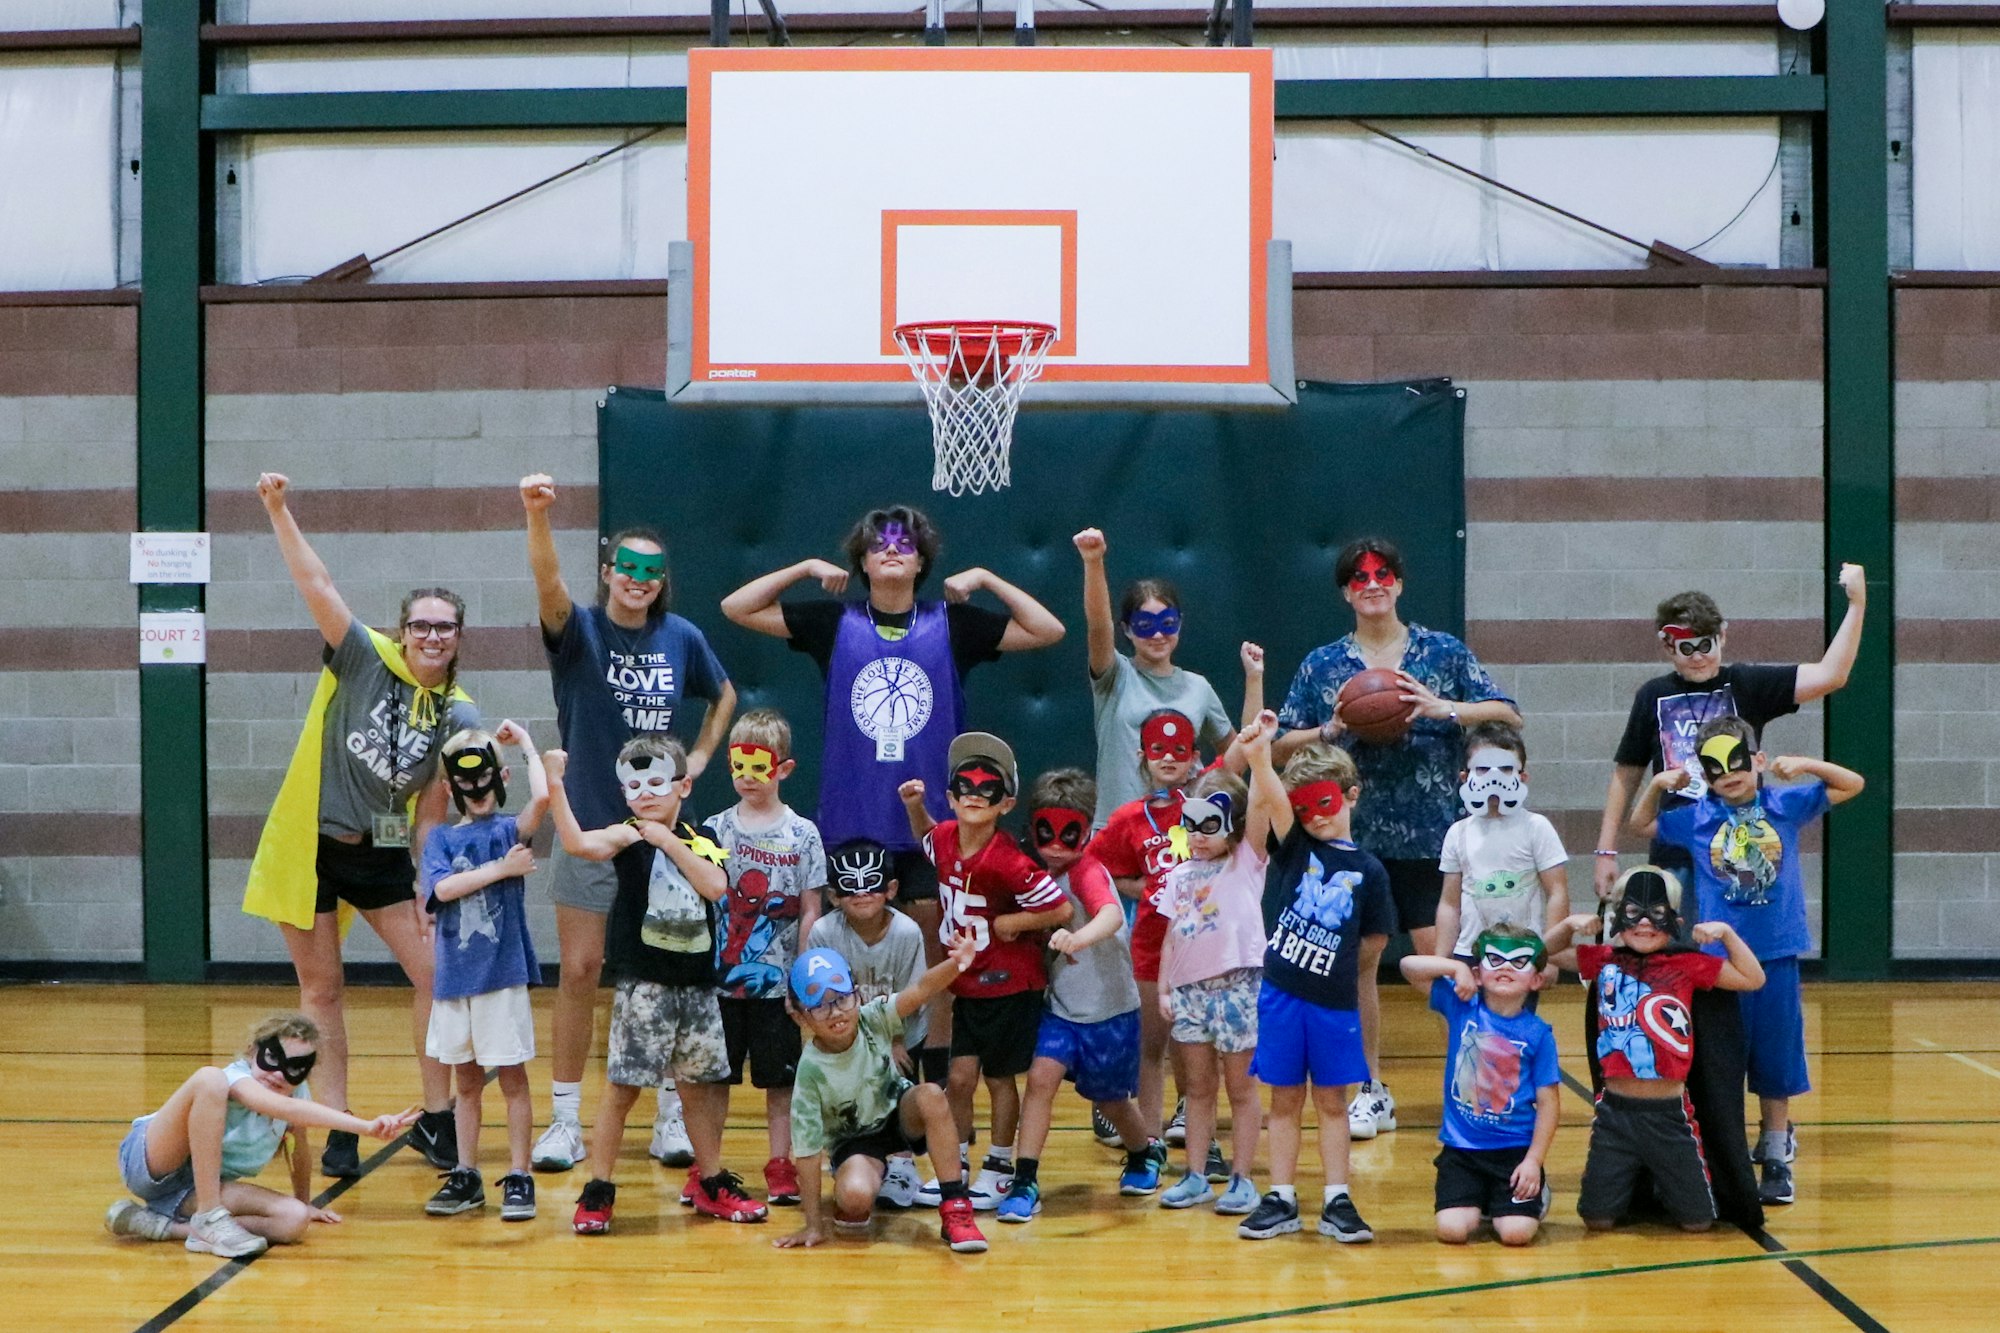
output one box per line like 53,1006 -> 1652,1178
138,4 -> 212,981
1821,9 -> 1895,978
202,87 -> 689,132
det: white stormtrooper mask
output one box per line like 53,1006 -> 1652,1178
1459,745 -> 1527,817
616,751 -> 681,806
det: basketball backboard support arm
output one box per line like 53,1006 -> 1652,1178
665,237 -> 1296,408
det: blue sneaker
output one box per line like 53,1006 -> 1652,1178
1160,1172 -> 1215,1209
1119,1140 -> 1167,1196
1215,1174 -> 1259,1215
996,1179 -> 1042,1223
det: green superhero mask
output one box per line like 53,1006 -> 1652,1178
610,544 -> 666,583
1471,926 -> 1547,972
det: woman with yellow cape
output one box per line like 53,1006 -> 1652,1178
242,473 -> 481,1180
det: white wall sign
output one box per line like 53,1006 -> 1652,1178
130,532 -> 212,585
139,612 -> 207,665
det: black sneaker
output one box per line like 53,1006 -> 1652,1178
411,1108 -> 458,1171
499,1172 -> 537,1221
1092,1105 -> 1121,1148
1237,1189 -> 1302,1240
1204,1141 -> 1229,1183
425,1166 -> 485,1216
321,1129 -> 362,1179
1319,1192 -> 1373,1243
1759,1156 -> 1795,1205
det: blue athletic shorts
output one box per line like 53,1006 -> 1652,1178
1738,955 -> 1810,1099
1033,1009 -> 1141,1103
1249,984 -> 1369,1090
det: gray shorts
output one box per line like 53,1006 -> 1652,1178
607,979 -> 731,1088
549,841 -> 619,913
118,1115 -> 195,1219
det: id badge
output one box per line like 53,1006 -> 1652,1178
875,737 -> 904,763
371,813 -> 410,848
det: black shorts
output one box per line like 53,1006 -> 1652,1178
1381,857 -> 1444,933
314,834 -> 417,915
1433,1144 -> 1550,1220
913,1043 -> 951,1085
1577,1089 -> 1716,1227
948,991 -> 1043,1078
830,1110 -> 926,1171
720,997 -> 802,1089
892,848 -> 939,904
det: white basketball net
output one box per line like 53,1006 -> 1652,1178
892,321 -> 1057,496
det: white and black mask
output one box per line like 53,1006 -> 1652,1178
1459,746 -> 1527,817
616,751 -> 680,805
829,843 -> 891,898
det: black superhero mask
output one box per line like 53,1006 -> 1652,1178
447,742 -> 506,813
1615,868 -> 1683,937
255,1035 -> 317,1086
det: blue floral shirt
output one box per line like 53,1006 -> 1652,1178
1276,624 -> 1515,860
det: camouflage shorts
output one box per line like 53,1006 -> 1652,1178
607,979 -> 730,1087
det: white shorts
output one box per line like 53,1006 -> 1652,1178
426,986 -> 536,1067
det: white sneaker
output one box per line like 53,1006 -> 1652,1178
184,1205 -> 268,1259
532,1118 -> 585,1173
1164,1096 -> 1188,1147
105,1199 -> 175,1241
968,1166 -> 1013,1212
914,1177 -> 943,1208
1347,1080 -> 1397,1141
877,1155 -> 922,1208
650,1090 -> 694,1167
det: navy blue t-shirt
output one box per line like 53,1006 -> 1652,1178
422,814 -> 541,1000
546,604 -> 728,829
1260,827 -> 1395,1011
1430,978 -> 1559,1151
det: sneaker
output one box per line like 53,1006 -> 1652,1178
1237,1190 -> 1302,1240
938,1196 -> 989,1253
916,1147 -> 968,1208
1754,1123 -> 1799,1165
1759,1156 -> 1796,1206
968,1161 -> 1013,1212
1160,1172 -> 1215,1209
105,1199 -> 175,1242
424,1166 -> 485,1216
184,1205 -> 268,1259
1164,1097 -> 1188,1147
1347,1080 -> 1397,1141
996,1179 -> 1042,1223
1119,1140 -> 1168,1196
411,1108 -> 458,1171
1092,1104 -> 1122,1148
320,1129 -> 362,1179
1215,1174 -> 1259,1216
678,1165 -> 698,1206
1205,1141 -> 1229,1183
1318,1191 -> 1373,1243
650,1092 -> 694,1168
690,1170 -> 770,1223
532,1119 -> 585,1173
572,1178 -> 615,1234
499,1172 -> 536,1222
765,1156 -> 801,1206
877,1156 -> 922,1208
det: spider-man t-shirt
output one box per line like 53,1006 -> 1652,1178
1578,944 -> 1725,1083
925,820 -> 1066,999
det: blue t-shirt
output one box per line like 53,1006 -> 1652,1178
1260,827 -> 1396,1011
422,814 -> 542,1000
1430,978 -> 1558,1151
1655,778 -> 1828,962
546,604 -> 729,829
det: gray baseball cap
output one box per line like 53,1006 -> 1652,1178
946,731 -> 1018,796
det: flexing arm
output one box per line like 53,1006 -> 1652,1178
432,843 -> 536,904
1628,768 -> 1689,839
720,559 -> 849,638
1769,755 -> 1866,805
1692,921 -> 1767,991
518,473 -> 573,638
493,720 -> 549,839
686,680 -> 738,782
1242,710 -> 1285,850
893,929 -> 978,1020
1543,911 -> 1601,958
1795,563 -> 1867,703
1240,642 -> 1266,728
898,779 -> 937,841
642,820 -> 730,902
1074,528 -> 1117,678
942,567 -> 1065,652
544,750 -> 640,861
257,473 -> 352,650
1400,952 -> 1476,997
1594,763 -> 1647,897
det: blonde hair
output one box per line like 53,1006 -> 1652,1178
441,727 -> 496,760
1188,768 -> 1250,845
1281,742 -> 1359,792
616,734 -> 688,771
730,707 -> 792,761
246,1011 -> 320,1051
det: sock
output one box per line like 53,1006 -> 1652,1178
938,1178 -> 970,1202
1124,1145 -> 1152,1172
1759,1130 -> 1789,1160
1011,1158 -> 1040,1188
1324,1183 -> 1348,1206
658,1084 -> 680,1113
551,1082 -> 581,1123
1273,1184 -> 1297,1204
985,1144 -> 1014,1168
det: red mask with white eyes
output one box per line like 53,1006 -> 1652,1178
1140,712 -> 1195,765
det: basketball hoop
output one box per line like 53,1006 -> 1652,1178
892,319 -> 1058,496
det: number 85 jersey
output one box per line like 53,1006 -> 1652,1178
925,820 -> 1068,999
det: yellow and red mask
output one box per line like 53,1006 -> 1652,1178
729,743 -> 779,783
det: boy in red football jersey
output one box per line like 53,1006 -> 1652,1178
899,731 -> 1072,1211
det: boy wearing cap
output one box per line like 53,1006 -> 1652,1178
1631,715 -> 1862,1206
776,933 -> 988,1253
898,731 -> 1073,1210
1551,866 -> 1765,1233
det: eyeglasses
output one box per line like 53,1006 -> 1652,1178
806,991 -> 859,1019
1478,949 -> 1541,973
404,620 -> 460,639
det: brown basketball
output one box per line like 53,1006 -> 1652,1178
1336,668 -> 1415,745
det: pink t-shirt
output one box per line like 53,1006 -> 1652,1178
1157,839 -> 1268,991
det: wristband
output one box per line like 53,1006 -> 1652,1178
1593,849 -> 1620,858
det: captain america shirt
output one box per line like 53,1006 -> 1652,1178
1578,944 -> 1724,1083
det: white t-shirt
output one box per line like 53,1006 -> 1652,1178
1438,810 -> 1568,956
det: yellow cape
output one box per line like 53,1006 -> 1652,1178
242,628 -> 473,935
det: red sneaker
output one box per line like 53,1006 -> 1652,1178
572,1179 -> 615,1235
678,1166 -> 697,1206
765,1156 -> 801,1206
689,1170 -> 769,1223
938,1196 -> 988,1253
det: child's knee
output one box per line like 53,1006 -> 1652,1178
189,1064 -> 230,1101
1494,1217 -> 1540,1247
453,1063 -> 485,1094
270,1199 -> 313,1244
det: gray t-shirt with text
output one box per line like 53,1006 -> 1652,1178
318,619 -> 479,838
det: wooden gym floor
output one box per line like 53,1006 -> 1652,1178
10,980 -> 2000,1332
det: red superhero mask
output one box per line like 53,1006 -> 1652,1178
1348,552 -> 1397,590
1140,711 -> 1196,764
1289,780 -> 1346,822
1031,807 -> 1090,853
